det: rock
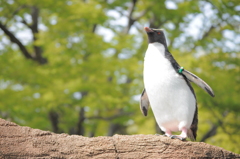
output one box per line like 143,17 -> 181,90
0,118 -> 239,158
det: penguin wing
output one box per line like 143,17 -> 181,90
140,89 -> 150,116
182,69 -> 215,97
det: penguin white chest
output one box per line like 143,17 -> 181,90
143,43 -> 195,132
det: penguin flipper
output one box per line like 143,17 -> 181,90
182,69 -> 215,97
140,89 -> 150,116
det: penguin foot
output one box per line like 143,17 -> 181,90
170,135 -> 186,141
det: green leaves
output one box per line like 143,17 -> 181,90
0,0 -> 239,153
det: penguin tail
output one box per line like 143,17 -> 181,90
187,129 -> 196,141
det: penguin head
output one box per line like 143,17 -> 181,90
144,27 -> 168,48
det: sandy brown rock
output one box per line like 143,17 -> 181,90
0,118 -> 239,158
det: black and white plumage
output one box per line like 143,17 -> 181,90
140,27 -> 214,141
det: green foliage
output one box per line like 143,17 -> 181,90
0,0 -> 239,153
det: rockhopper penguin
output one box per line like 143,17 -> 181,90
140,27 -> 215,141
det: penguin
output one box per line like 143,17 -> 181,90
140,27 -> 214,141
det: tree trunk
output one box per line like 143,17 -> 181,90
0,118 -> 239,158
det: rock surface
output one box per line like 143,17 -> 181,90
0,118 -> 239,158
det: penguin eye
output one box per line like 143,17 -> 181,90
157,32 -> 161,35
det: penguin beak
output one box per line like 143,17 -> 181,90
144,27 -> 153,33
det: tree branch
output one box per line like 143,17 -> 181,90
21,18 -> 31,28
3,5 -> 29,25
0,22 -> 33,59
200,123 -> 218,142
107,123 -> 126,136
30,6 -> 47,64
76,107 -> 85,135
0,6 -> 47,64
124,0 -> 138,34
11,5 -> 28,19
200,25 -> 216,40
201,101 -> 230,142
124,0 -> 149,34
149,15 -> 168,29
88,112 -> 133,121
48,110 -> 61,133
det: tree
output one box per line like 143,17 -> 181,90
0,0 -> 239,153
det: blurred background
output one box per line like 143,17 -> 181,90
0,0 -> 239,153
